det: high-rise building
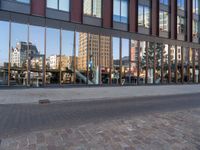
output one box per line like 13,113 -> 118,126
78,33 -> 110,71
11,42 -> 39,67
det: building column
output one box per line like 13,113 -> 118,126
151,0 -> 159,36
129,0 -> 138,32
71,0 -> 83,23
170,0 -> 177,39
103,0 -> 113,28
187,0 -> 193,42
31,0 -> 46,17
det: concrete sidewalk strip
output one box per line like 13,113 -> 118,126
0,85 -> 200,104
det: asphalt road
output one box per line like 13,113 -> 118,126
0,93 -> 200,138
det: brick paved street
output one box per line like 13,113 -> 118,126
0,94 -> 200,150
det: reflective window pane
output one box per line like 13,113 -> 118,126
122,38 -> 129,84
170,45 -> 176,83
130,40 -> 138,85
155,43 -> 163,84
87,34 -> 100,84
0,21 -> 9,85
29,26 -> 45,87
100,36 -> 111,84
16,0 -> 30,4
139,41 -> 146,84
112,37 -> 120,84
177,46 -> 182,83
59,0 -> 70,11
163,44 -> 169,83
10,23 -> 28,86
76,32 -> 88,84
61,30 -> 74,84
147,42 -> 154,84
47,0 -> 58,9
46,28 -> 60,84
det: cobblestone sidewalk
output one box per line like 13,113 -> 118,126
1,108 -> 200,150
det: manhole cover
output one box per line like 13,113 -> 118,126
39,99 -> 50,104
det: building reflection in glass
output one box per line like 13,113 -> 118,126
170,45 -> 176,83
147,42 -> 154,84
0,20 -> 199,87
122,38 -> 129,84
139,41 -> 146,84
130,40 -> 138,84
183,47 -> 189,82
163,44 -> 169,83
177,46 -> 182,83
0,21 -> 9,86
46,28 -> 60,84
100,36 -> 111,84
112,37 -> 120,85
75,32 -> 87,84
189,48 -> 193,82
195,49 -> 199,83
155,43 -> 163,84
10,23 -> 28,86
61,30 -> 74,84
29,25 -> 45,87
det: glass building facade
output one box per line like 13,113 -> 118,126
0,0 -> 199,87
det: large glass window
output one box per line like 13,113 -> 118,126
84,0 -> 102,18
177,16 -> 186,34
193,20 -> 199,38
177,0 -> 185,10
122,38 -> 129,84
16,0 -> 30,4
177,46 -> 182,83
195,49 -> 199,83
163,44 -> 169,83
112,37 -> 120,84
29,26 -> 45,87
46,28 -> 60,84
47,0 -> 70,12
193,0 -> 199,14
159,11 -> 169,32
100,36 -> 111,84
170,46 -> 176,83
0,21 -> 9,86
160,0 -> 168,5
139,41 -> 146,84
10,23 -> 28,86
138,5 -> 150,28
183,47 -> 189,82
87,34 -> 100,85
147,42 -> 154,84
130,40 -> 138,84
155,43 -> 163,84
113,0 -> 128,23
76,32 -> 88,84
61,30 -> 74,84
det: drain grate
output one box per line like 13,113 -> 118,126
38,99 -> 50,104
